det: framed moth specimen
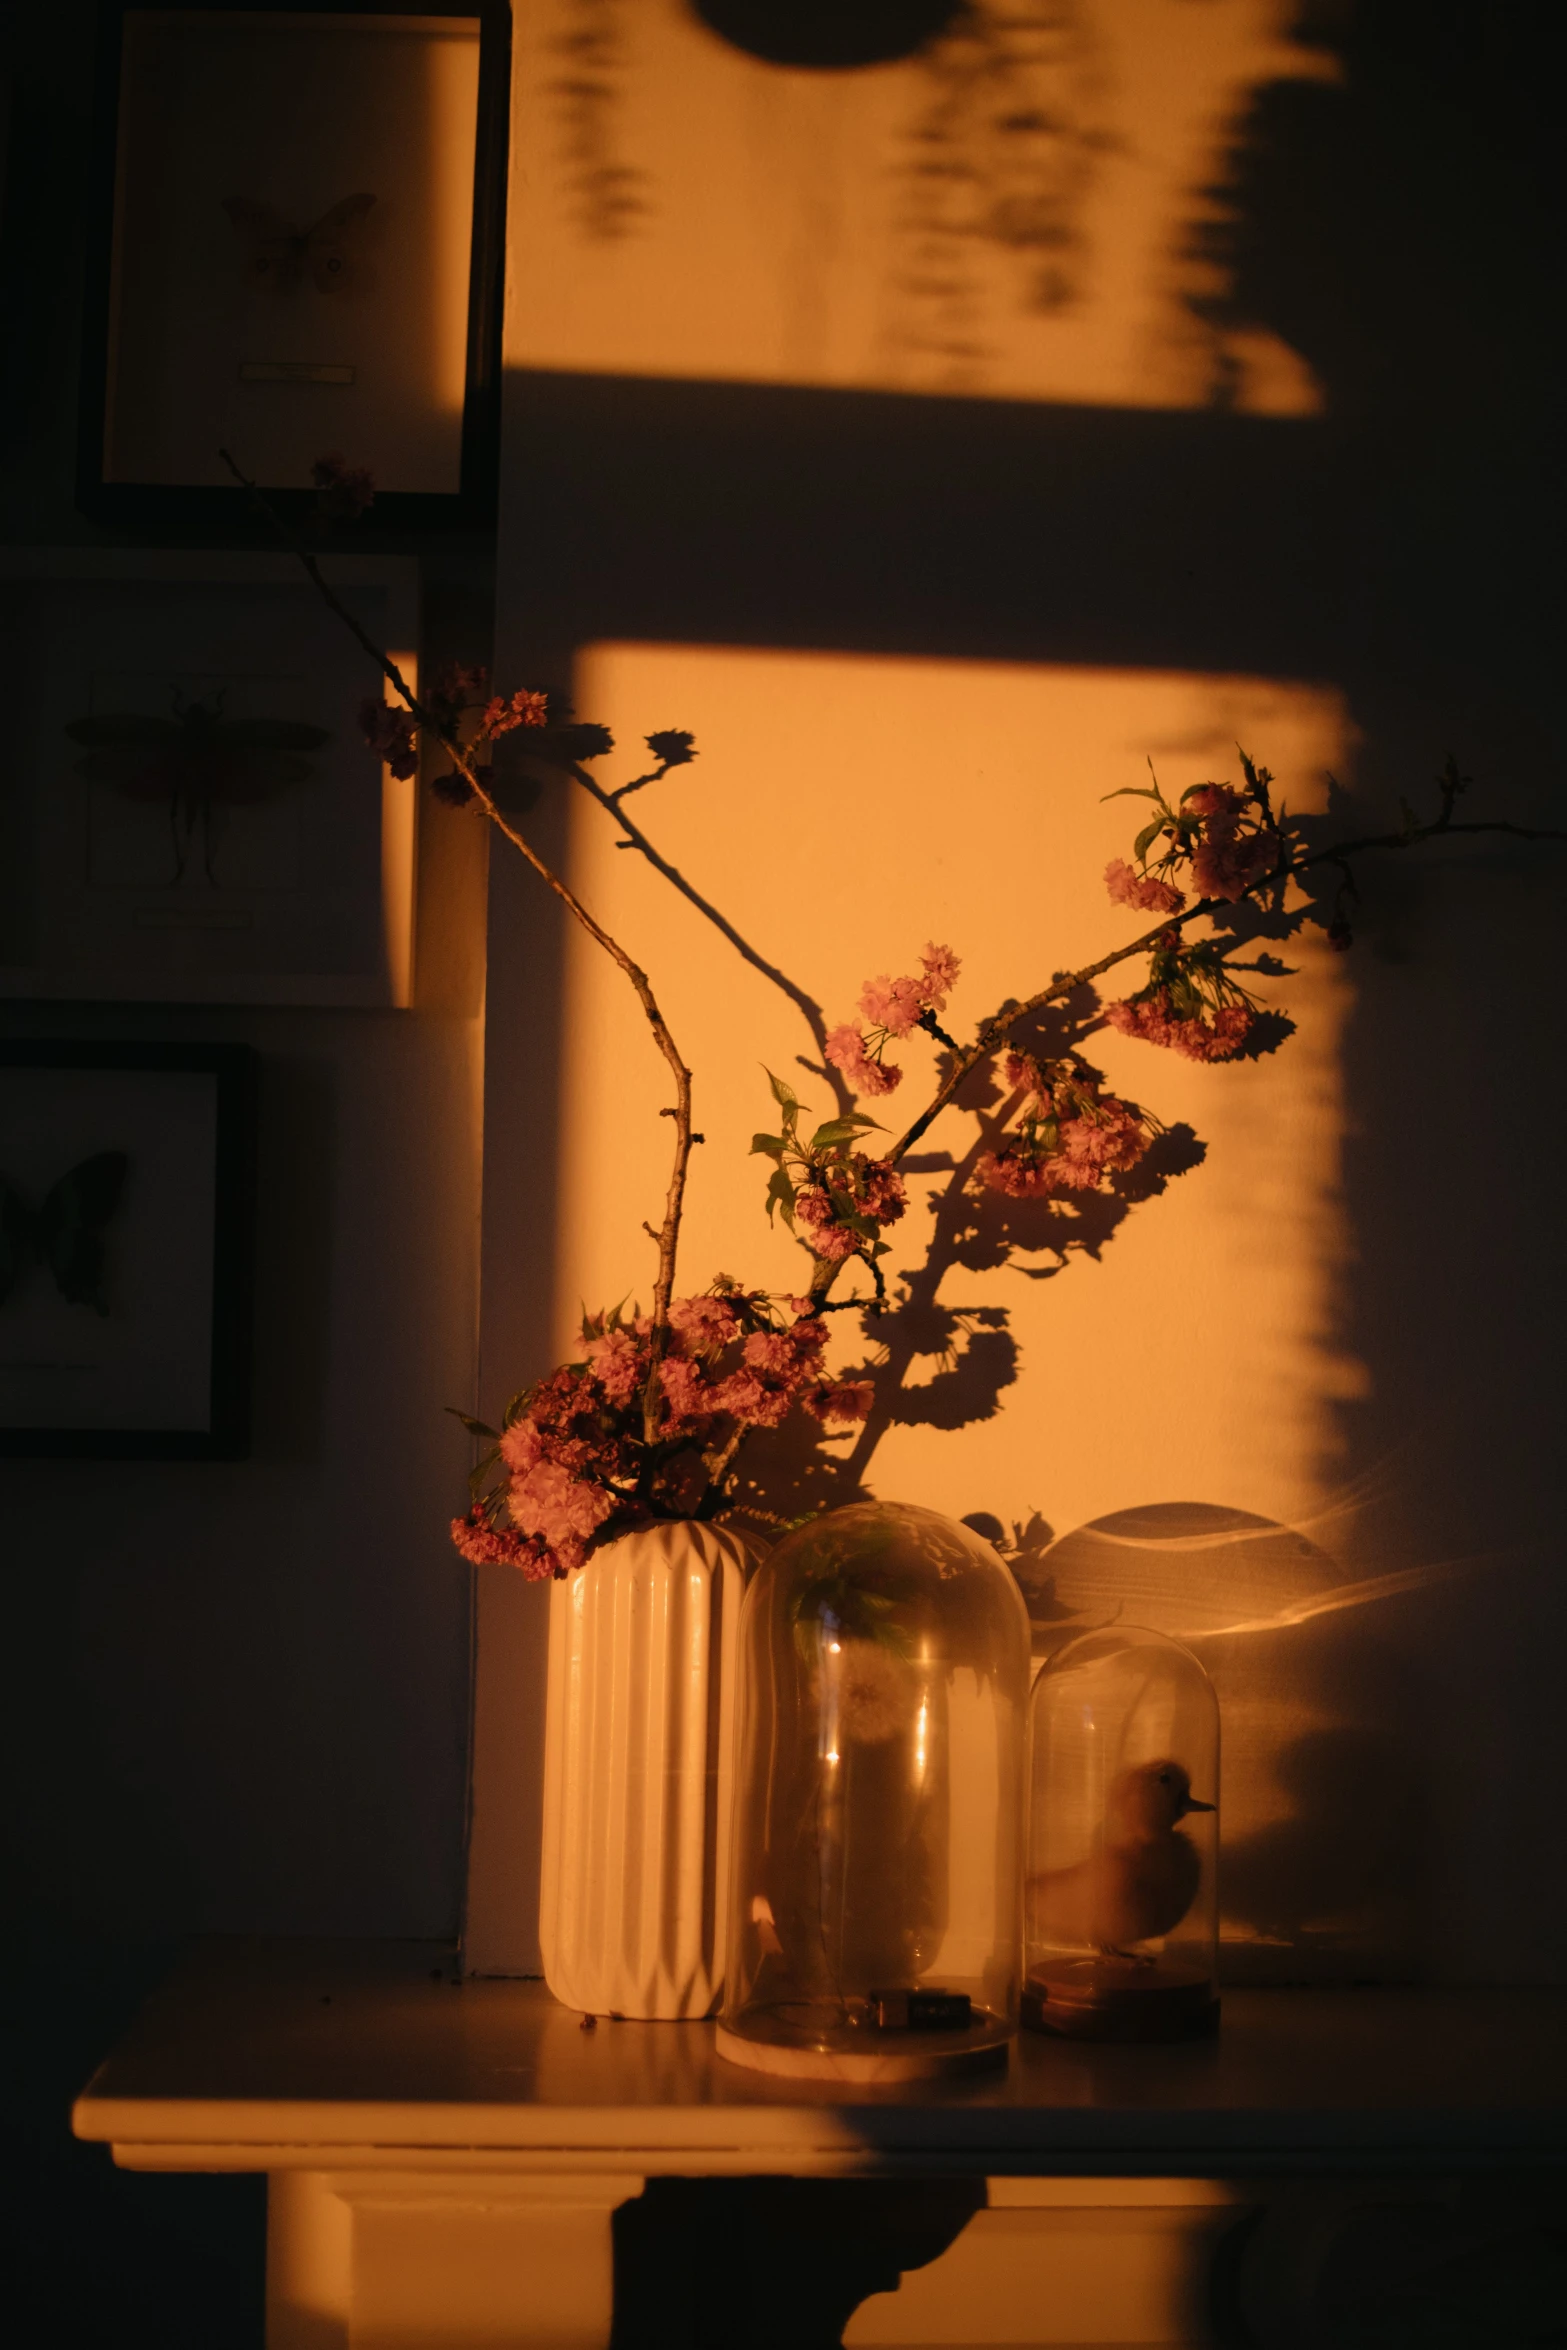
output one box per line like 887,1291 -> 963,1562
78,1 -> 511,530
0,1041 -> 256,1458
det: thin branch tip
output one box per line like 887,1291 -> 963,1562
230,445 -> 699,1391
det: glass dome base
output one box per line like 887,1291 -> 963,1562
715,2004 -> 1011,2082
1022,1959 -> 1218,2044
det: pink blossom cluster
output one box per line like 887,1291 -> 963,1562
449,1506 -> 554,1577
976,1053 -> 1151,1199
973,1149 -> 1058,1200
1185,785 -> 1281,903
1042,1091 -> 1148,1189
431,660 -> 491,704
823,1030 -> 902,1098
416,669 -> 545,808
794,1154 -> 907,1262
1105,993 -> 1253,1061
358,697 -> 419,779
450,1292 -> 874,1578
1105,856 -> 1186,916
825,943 -> 961,1097
482,688 -> 550,736
311,450 -> 375,519
805,1379 -> 877,1426
657,1309 -> 831,1434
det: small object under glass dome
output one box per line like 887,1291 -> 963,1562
1024,1626 -> 1219,2043
716,1501 -> 1031,2081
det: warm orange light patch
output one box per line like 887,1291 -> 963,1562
556,646 -> 1357,1541
508,0 -> 1334,414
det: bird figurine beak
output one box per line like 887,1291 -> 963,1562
1180,1794 -> 1215,1814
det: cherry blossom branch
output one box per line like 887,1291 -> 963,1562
886,803 -> 1567,1163
218,450 -> 695,1404
220,446 -> 1567,1403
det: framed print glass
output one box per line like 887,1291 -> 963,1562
79,1 -> 510,529
0,548 -> 419,1007
0,1042 -> 256,1458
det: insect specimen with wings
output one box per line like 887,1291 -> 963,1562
0,1152 -> 129,1317
64,693 -> 331,885
222,191 -> 377,296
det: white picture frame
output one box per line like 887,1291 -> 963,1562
96,6 -> 485,499
0,548 -> 419,1006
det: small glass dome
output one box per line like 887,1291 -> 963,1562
716,1501 -> 1031,2080
1024,1625 -> 1219,2042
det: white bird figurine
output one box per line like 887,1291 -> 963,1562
1029,1759 -> 1215,1957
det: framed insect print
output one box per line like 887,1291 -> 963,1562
0,1042 -> 256,1458
0,548 -> 418,1006
78,1 -> 510,530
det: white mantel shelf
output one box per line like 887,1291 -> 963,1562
75,1936 -> 1567,2177
72,1941 -> 1567,2349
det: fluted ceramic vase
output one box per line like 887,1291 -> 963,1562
538,1519 -> 755,2018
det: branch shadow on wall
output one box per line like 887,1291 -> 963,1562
719,983 -> 1212,1525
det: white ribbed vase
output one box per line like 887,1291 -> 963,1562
539,1519 -> 754,2019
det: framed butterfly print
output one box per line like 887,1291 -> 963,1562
78,0 -> 511,530
0,547 -> 419,1007
0,1042 -> 256,1458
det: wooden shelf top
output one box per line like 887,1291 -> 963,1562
73,1938 -> 1567,2178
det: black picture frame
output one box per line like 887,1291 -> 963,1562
0,1041 -> 257,1458
77,0 -> 511,535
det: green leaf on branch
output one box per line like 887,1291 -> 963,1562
808,1116 -> 881,1151
1133,817 -> 1167,862
765,1166 -> 797,1227
750,1132 -> 786,1159
765,1068 -> 800,1113
446,1408 -> 499,1439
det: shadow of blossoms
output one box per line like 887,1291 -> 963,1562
218,462 -> 1567,1580
729,986 -> 1212,1530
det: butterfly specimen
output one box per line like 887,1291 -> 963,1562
0,1153 -> 129,1316
64,693 -> 331,885
221,192 -> 377,296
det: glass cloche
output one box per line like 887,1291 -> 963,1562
716,1501 -> 1031,2080
1024,1625 -> 1219,2041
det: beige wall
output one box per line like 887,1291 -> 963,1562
1,782 -> 488,1942
469,0 -> 1567,1986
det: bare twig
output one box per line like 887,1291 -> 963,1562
560,756 -> 852,1110
219,450 -> 694,1411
